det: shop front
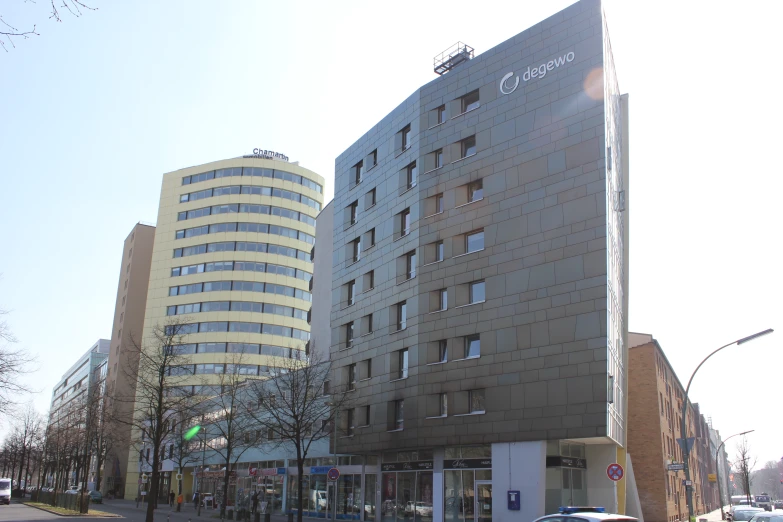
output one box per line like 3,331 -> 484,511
380,452 -> 434,522
443,446 -> 492,522
544,441 -> 587,514
196,470 -> 237,510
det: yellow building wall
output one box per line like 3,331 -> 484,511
123,158 -> 324,500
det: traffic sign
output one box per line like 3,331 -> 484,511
176,473 -> 183,481
141,473 -> 148,484
607,463 -> 624,481
667,463 -> 685,471
327,467 -> 340,481
683,480 -> 692,486
708,474 -> 717,483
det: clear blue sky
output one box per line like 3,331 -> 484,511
1,0 -> 780,466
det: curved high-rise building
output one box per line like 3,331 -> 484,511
124,154 -> 324,498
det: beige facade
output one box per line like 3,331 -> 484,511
103,223 -> 155,497
123,157 -> 324,499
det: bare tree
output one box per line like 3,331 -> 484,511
734,436 -> 756,503
247,351 -> 351,522
200,351 -> 262,517
115,318 -> 197,522
0,308 -> 36,416
0,0 -> 97,51
14,404 -> 43,493
168,413 -> 201,512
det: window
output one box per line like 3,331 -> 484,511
461,90 -> 480,113
351,238 -> 361,263
438,289 -> 448,311
465,334 -> 480,358
353,160 -> 364,185
435,149 -> 444,169
406,251 -> 416,280
348,201 -> 358,226
365,358 -> 372,379
348,364 -> 356,391
405,162 -> 417,190
401,125 -> 411,151
469,281 -> 485,304
436,194 -> 444,213
367,149 -> 377,170
365,188 -> 376,208
400,208 -> 411,237
466,230 -> 484,253
460,136 -> 476,158
362,313 -> 374,335
437,105 -> 446,124
469,389 -> 486,413
438,340 -> 448,363
347,280 -> 356,306
361,405 -> 371,427
440,393 -> 448,416
398,348 -> 409,379
366,228 -> 376,248
346,409 -> 355,436
323,380 -> 331,396
363,270 -> 375,291
345,322 -> 355,349
468,180 -> 483,202
393,400 -> 405,430
396,301 -> 407,331
435,241 -> 444,262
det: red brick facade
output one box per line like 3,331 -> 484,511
628,335 -> 719,522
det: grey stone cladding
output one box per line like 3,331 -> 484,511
329,0 -> 621,454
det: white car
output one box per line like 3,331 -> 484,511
534,507 -> 638,522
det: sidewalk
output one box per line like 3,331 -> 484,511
102,499 -> 300,522
696,507 -> 728,522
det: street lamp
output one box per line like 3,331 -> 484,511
715,430 -> 754,520
681,329 -> 773,522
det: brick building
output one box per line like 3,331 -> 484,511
628,333 -> 720,522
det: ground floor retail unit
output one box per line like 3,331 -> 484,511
151,439 -> 640,521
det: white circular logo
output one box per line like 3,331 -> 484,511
500,72 -> 519,95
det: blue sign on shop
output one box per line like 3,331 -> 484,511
310,466 -> 331,474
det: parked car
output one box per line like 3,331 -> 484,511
405,501 -> 433,517
0,478 -> 11,505
533,507 -> 638,522
65,486 -> 81,495
773,500 -> 783,510
748,512 -> 783,522
88,491 -> 103,504
731,507 -> 764,521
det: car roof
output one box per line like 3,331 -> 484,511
538,513 -> 638,521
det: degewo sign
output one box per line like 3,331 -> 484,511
500,51 -> 576,95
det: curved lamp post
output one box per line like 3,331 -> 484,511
681,329 -> 773,522
715,430 -> 754,519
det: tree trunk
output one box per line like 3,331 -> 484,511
146,471 -> 159,522
221,453 -> 231,517
296,448 -> 304,522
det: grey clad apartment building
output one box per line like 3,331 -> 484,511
328,1 -> 634,521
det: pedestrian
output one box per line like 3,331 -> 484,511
252,491 -> 259,514
177,493 -> 184,512
169,490 -> 175,507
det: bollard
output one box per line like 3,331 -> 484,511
254,512 -> 261,522
227,509 -> 234,520
264,511 -> 271,522
287,511 -> 294,522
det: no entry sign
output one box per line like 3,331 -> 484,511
607,463 -> 624,481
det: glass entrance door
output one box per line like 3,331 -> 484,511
475,481 -> 492,522
561,469 -> 586,507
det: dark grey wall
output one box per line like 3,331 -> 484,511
331,0 -> 617,454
